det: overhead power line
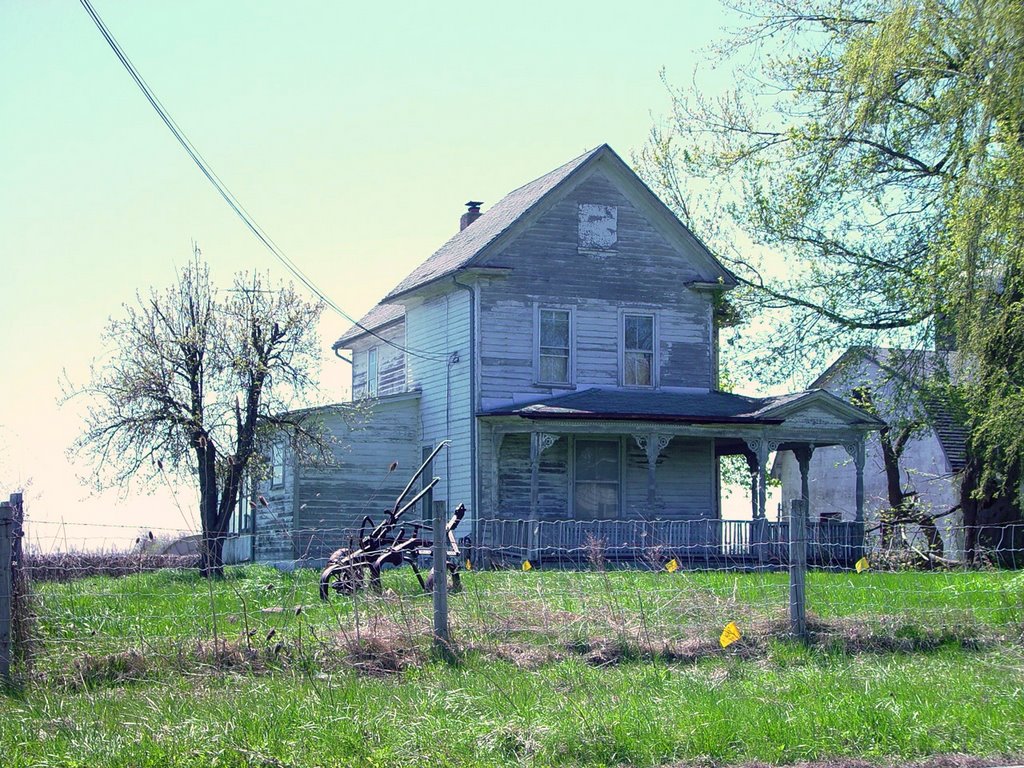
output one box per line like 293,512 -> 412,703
78,0 -> 448,362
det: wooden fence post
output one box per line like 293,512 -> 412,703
789,498 -> 808,641
9,493 -> 23,571
430,490 -> 450,653
0,500 -> 13,686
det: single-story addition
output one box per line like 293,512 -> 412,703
250,144 -> 884,567
774,347 -> 967,560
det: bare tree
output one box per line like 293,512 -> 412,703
69,250 -> 335,576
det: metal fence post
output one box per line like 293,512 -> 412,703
0,500 -> 13,686
789,498 -> 808,641
431,491 -> 450,652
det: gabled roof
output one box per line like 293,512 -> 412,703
481,387 -> 883,428
813,346 -> 968,471
335,303 -> 404,348
384,146 -> 605,301
334,143 -> 736,348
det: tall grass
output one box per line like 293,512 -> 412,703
3,565 -> 1023,767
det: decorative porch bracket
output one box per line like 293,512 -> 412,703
633,433 -> 673,505
842,439 -> 866,522
792,444 -> 815,522
528,432 -> 561,560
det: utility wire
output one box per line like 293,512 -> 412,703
79,0 -> 449,362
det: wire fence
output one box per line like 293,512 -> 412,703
3,498 -> 1024,690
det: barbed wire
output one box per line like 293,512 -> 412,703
5,519 -> 1022,694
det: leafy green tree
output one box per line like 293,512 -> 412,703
70,251 -> 333,576
639,0 -> 1024,556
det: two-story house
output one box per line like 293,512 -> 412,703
252,145 -> 883,566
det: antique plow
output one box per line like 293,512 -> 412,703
319,441 -> 466,600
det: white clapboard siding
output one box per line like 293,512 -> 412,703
349,321 -> 407,398
291,396 -> 422,561
405,289 -> 473,520
477,169 -> 713,405
254,439 -> 298,563
623,437 -> 716,519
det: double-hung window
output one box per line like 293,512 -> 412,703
270,442 -> 285,489
366,347 -> 379,397
623,313 -> 655,387
537,308 -> 571,385
574,439 -> 620,520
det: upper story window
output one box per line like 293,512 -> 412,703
366,347 -> 379,397
537,307 -> 572,385
578,203 -> 617,250
623,313 -> 655,387
270,441 -> 285,489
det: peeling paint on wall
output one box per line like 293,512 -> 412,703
578,203 -> 617,249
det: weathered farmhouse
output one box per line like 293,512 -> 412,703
774,347 -> 966,559
250,145 -> 883,566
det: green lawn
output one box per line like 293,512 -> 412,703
3,566 -> 1023,767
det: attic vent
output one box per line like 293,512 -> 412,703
460,201 -> 483,231
578,203 -> 617,250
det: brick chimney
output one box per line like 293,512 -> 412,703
460,201 -> 483,231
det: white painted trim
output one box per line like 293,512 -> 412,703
619,309 -> 659,389
533,303 -> 576,387
366,346 -> 379,397
270,441 -> 285,489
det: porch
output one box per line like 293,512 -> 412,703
477,388 -> 883,568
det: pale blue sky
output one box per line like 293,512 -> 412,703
1,0 -> 752,547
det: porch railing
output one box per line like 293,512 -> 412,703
477,517 -> 865,568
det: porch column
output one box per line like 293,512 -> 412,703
843,439 -> 866,522
633,433 -> 673,506
744,438 -> 778,519
792,444 -> 815,521
529,432 -> 560,559
744,451 -> 759,519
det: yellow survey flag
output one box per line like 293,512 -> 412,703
720,621 -> 741,648
465,559 -> 472,571
665,558 -> 679,573
855,556 -> 870,573
522,560 -> 532,571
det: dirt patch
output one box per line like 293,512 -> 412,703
66,649 -> 149,689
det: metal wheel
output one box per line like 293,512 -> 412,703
424,562 -> 462,593
319,562 -> 366,600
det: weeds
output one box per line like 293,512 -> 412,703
3,565 -> 1024,767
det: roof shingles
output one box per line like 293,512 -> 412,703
334,146 -> 606,348
483,388 -> 796,424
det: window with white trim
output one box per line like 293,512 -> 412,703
537,308 -> 572,385
623,313 -> 655,387
231,476 -> 252,535
574,439 -> 620,520
366,347 -> 379,397
270,442 -> 285,489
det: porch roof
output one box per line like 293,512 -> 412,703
479,388 -> 813,425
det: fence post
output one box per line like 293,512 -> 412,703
431,490 -> 450,653
9,493 -> 23,571
0,500 -> 12,686
789,498 -> 808,641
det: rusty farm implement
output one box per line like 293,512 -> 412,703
318,441 -> 466,600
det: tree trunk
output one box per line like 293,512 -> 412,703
879,431 -> 904,548
195,437 -> 224,578
200,532 -> 225,578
